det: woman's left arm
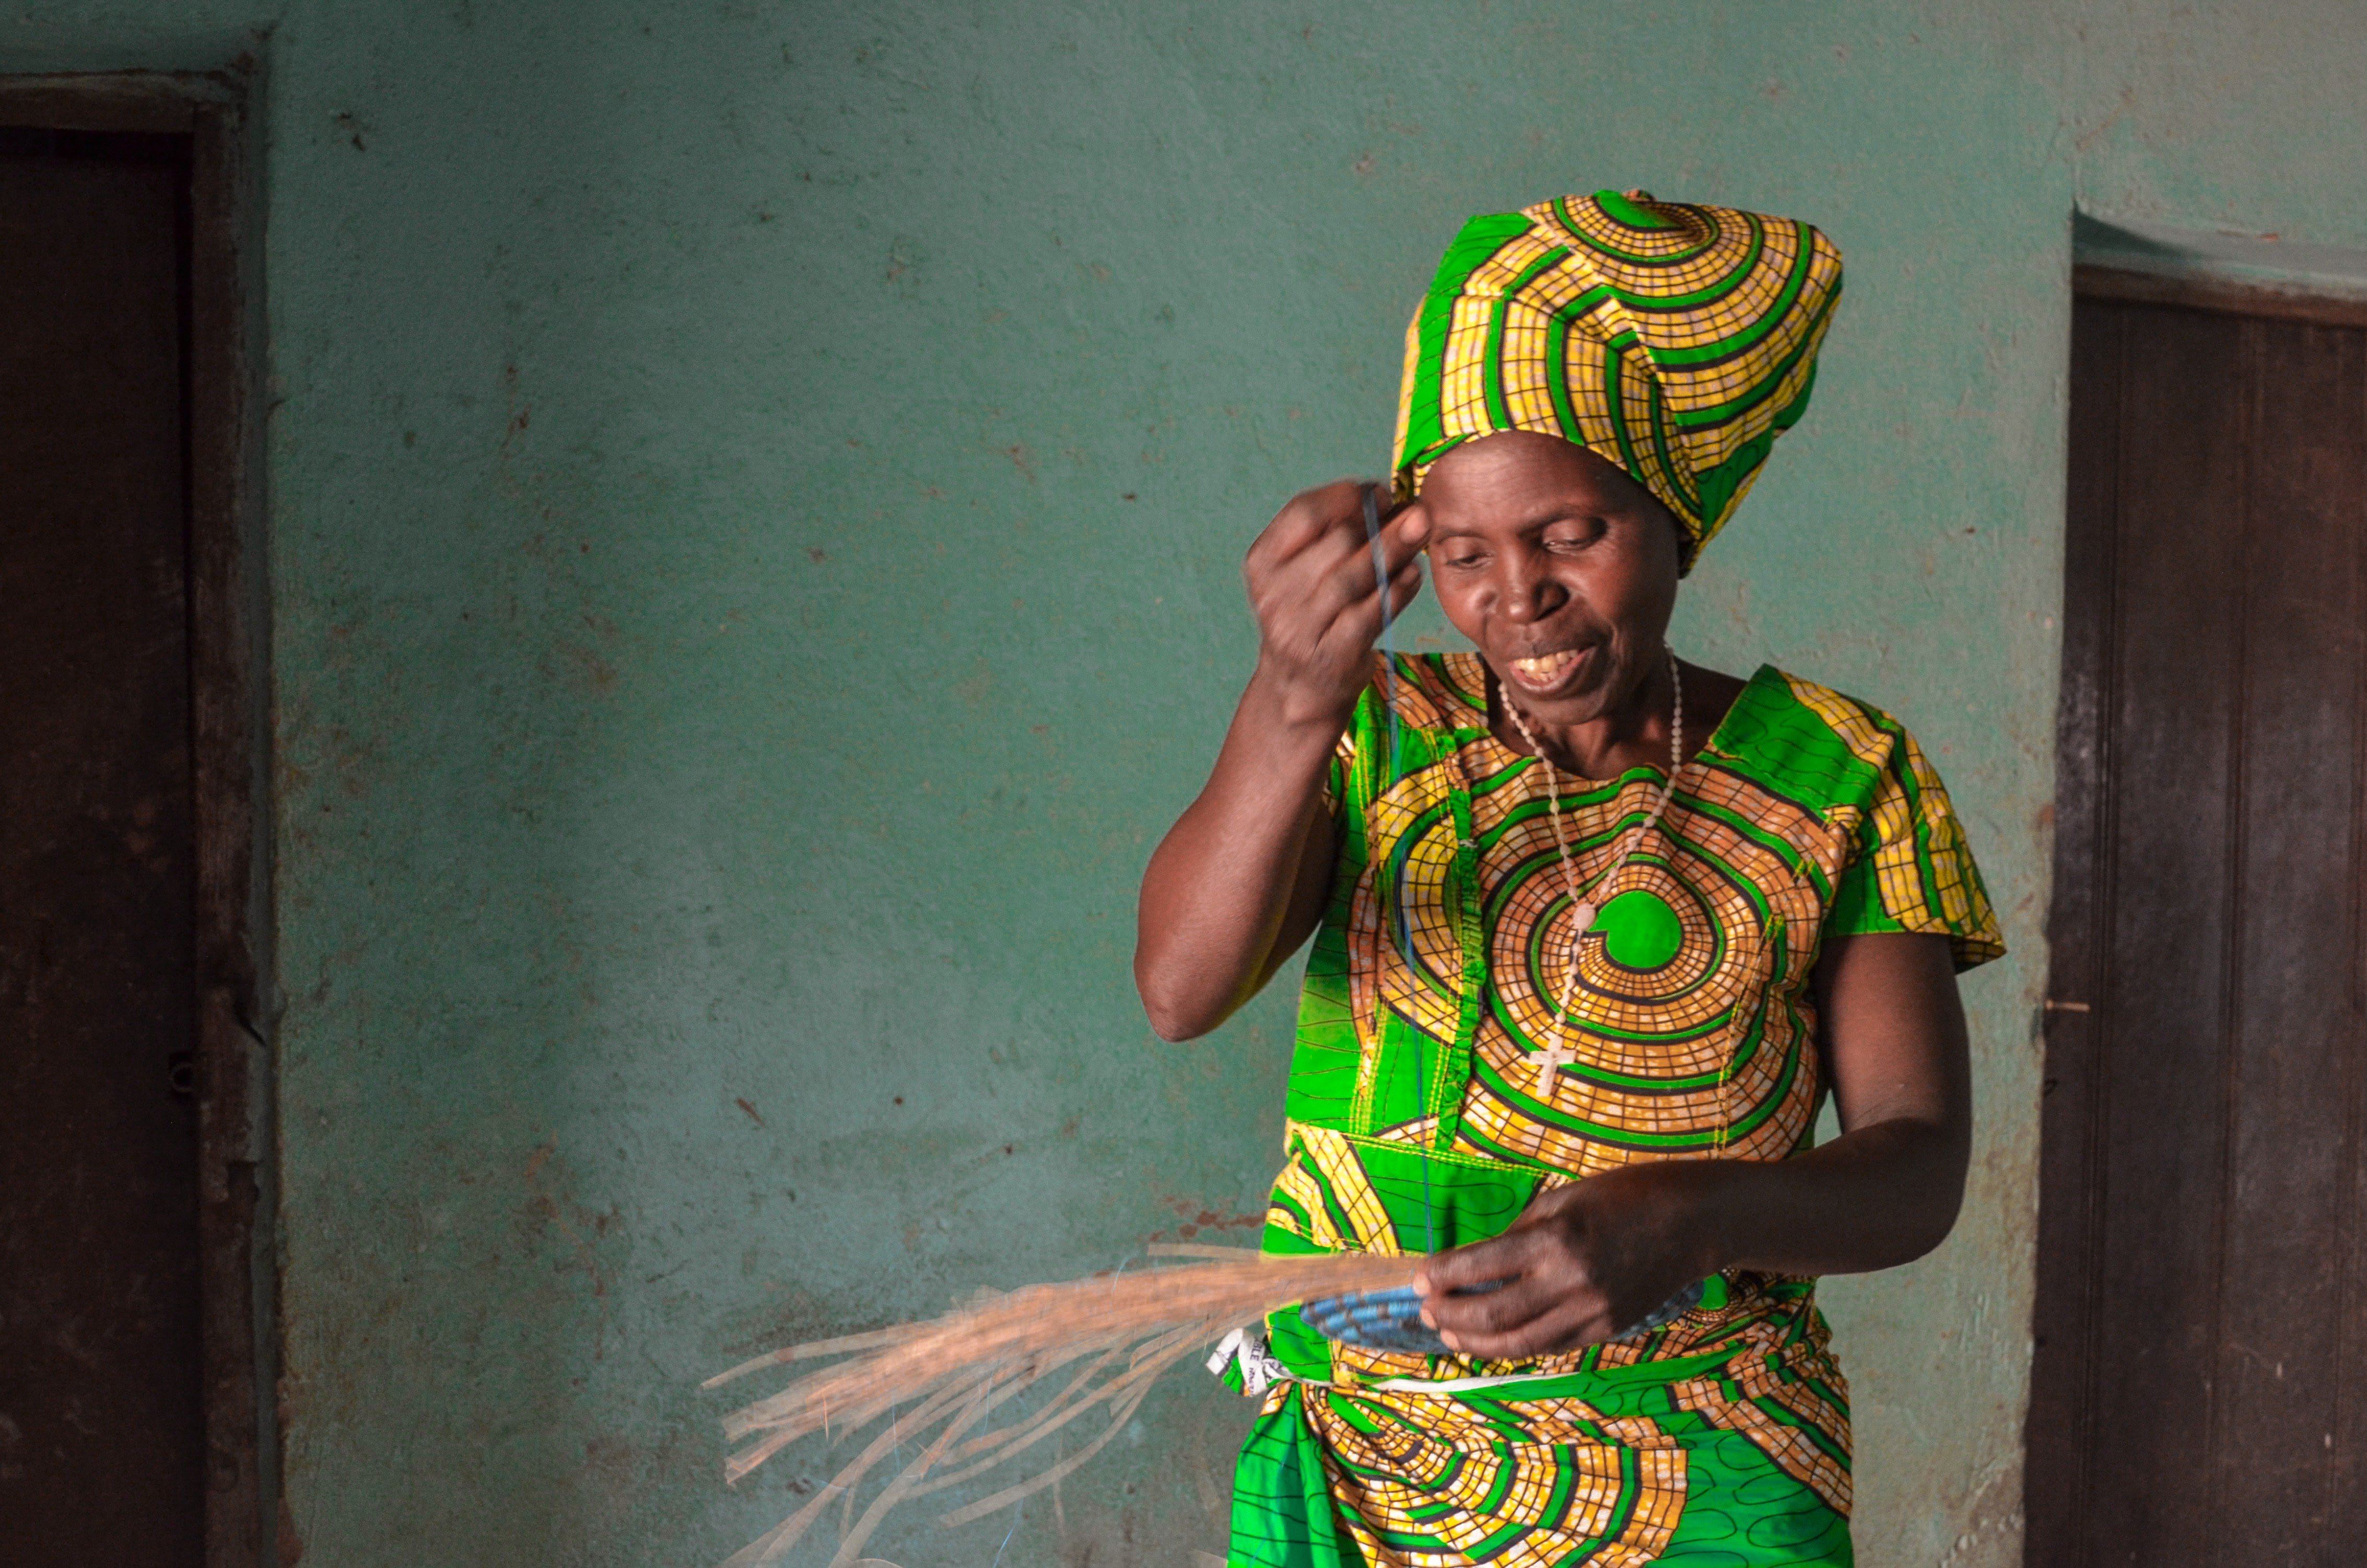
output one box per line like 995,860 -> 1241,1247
1419,931 -> 1970,1357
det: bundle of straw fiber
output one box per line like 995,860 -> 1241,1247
706,1244 -> 1419,1566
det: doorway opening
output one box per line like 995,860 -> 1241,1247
2029,254 -> 2367,1559
0,71 -> 275,1567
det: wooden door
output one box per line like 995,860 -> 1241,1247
0,125 -> 207,1566
2029,282 -> 2367,1563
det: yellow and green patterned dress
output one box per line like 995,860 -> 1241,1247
1223,652 -> 2003,1568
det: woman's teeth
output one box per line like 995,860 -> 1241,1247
1509,650 -> 1580,683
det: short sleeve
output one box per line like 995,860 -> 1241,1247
1825,720 -> 2006,972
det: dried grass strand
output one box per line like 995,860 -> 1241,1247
936,1326 -> 1208,1527
714,1250 -> 1418,1566
827,1375 -> 1001,1568
916,1348 -> 1124,1487
726,1370 -> 991,1567
939,1370 -> 1159,1527
1143,1242 -> 1264,1260
704,1323 -> 927,1391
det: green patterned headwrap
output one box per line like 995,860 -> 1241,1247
1391,189 -> 1844,572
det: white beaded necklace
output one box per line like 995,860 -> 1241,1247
1498,648 -> 1685,1085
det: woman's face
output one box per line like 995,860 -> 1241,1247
1413,430 -> 1685,727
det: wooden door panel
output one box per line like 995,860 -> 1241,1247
2214,319 -> 2365,1552
2337,1064 -> 2367,1543
2033,294 -> 2367,1564
2092,302 -> 2249,1560
0,127 -> 205,1567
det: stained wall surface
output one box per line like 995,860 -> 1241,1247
6,3 -> 2364,1563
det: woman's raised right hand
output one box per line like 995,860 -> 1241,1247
1241,480 -> 1429,727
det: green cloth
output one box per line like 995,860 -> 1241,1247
1229,1382 -> 1851,1567
1390,189 -> 1845,572
1223,655 -> 2003,1564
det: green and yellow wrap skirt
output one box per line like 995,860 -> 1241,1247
1218,1273 -> 1853,1568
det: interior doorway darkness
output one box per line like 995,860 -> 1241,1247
0,123 -> 206,1565
2029,274 -> 2367,1562
0,77 -> 271,1568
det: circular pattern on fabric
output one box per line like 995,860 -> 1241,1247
1594,887 -> 1685,972
1462,762 -> 1824,1167
1334,664 -> 1847,1173
1295,1386 -> 1689,1566
1495,838 -> 1755,1077
1390,190 -> 1846,566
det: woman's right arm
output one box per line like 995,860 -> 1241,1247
1133,482 -> 1428,1041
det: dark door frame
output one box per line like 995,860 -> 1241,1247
2076,260 -> 2367,330
0,67 -> 278,1568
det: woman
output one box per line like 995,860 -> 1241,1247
1136,190 -> 2001,1566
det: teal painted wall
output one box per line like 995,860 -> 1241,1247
8,3 -> 2362,1562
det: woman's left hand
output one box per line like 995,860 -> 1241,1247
1414,933 -> 1974,1360
1413,1163 -> 1722,1359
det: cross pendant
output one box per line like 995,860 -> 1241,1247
1537,1042 -> 1575,1081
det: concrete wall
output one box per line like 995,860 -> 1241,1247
8,3 -> 2364,1562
